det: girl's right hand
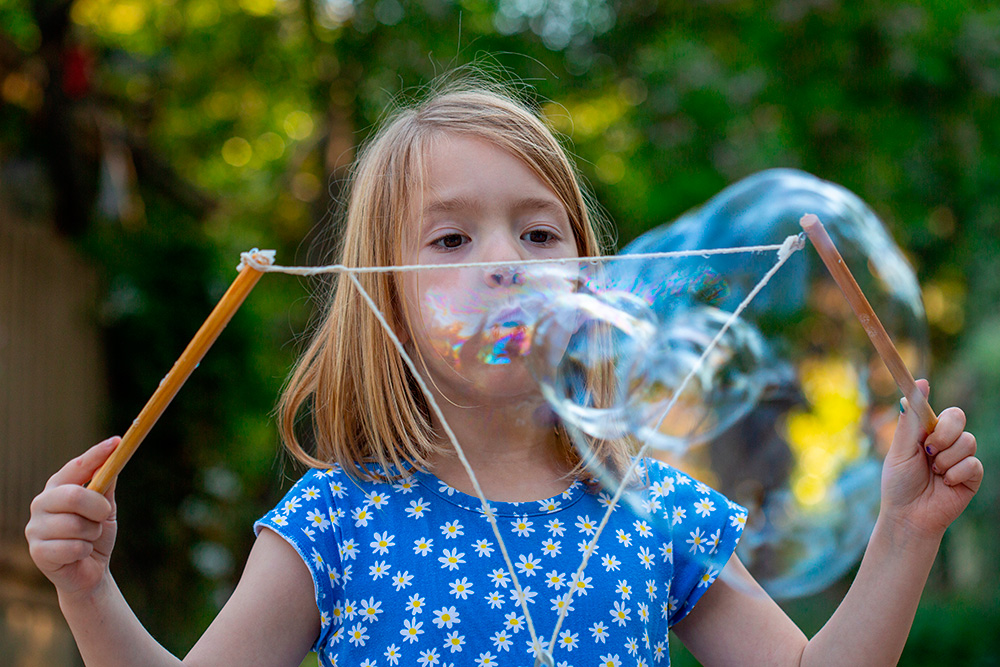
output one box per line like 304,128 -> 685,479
25,437 -> 121,599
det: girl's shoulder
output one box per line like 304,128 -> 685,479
640,457 -> 745,512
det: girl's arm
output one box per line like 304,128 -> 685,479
672,380 -> 983,666
26,439 -> 320,667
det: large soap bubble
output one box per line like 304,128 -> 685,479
401,169 -> 927,598
615,169 -> 929,598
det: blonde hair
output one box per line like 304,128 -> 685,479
278,80 -> 631,481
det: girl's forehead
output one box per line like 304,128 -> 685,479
418,133 -> 558,205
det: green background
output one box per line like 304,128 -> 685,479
2,0 -> 997,664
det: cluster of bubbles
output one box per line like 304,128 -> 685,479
411,169 -> 929,599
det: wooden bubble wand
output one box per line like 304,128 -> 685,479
87,250 -> 274,494
799,214 -> 938,434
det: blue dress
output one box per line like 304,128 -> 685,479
255,459 -> 745,666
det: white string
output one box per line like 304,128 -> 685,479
242,234 -> 804,666
237,242 -> 791,276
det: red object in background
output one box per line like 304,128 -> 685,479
62,45 -> 93,99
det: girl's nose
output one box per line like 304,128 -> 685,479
485,265 -> 522,288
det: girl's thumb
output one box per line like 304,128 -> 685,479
46,437 -> 121,489
888,379 -> 931,460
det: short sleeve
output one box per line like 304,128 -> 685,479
254,467 -> 343,650
649,461 -> 747,626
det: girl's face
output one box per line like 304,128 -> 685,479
402,133 -> 580,406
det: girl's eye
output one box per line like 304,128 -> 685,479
433,233 -> 466,249
525,229 -> 558,245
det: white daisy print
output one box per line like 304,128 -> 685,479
306,509 -> 330,531
405,593 -> 425,614
438,548 -> 465,571
492,629 -> 514,651
441,520 -> 463,539
575,515 -> 597,535
515,553 -> 541,577
364,489 -> 389,509
443,630 -> 465,653
694,497 -> 715,517
557,630 -> 579,651
510,515 -> 534,537
541,538 -> 561,557
503,612 -> 525,634
599,653 -> 622,667
590,621 -> 609,643
406,498 -> 429,519
431,606 -> 460,629
392,570 -> 413,591
602,554 -> 622,572
473,539 -> 494,557
687,527 -> 707,554
347,623 -> 368,647
476,651 -> 498,666
352,506 -> 372,527
449,577 -> 474,599
370,531 -> 394,555
359,598 -> 382,622
413,537 -> 433,556
610,600 -> 631,627
416,646 -> 440,665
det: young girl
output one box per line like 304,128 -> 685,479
26,82 -> 983,667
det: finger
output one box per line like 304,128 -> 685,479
45,437 -> 120,489
943,455 -> 984,493
890,379 -> 931,458
28,512 -> 104,543
924,407 -> 967,456
30,538 -> 95,568
929,431 -> 976,475
33,484 -> 114,524
102,475 -> 118,515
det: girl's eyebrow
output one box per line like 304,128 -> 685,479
423,195 -> 565,216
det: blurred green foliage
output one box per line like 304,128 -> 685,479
2,0 -> 997,662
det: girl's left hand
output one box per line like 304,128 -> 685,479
880,379 -> 984,540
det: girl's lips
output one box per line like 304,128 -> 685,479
486,304 -> 531,329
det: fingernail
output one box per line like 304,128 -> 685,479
925,445 -> 935,456
899,399 -> 906,414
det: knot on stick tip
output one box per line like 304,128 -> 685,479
237,248 -> 277,272
778,233 -> 807,262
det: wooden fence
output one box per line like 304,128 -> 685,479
0,203 -> 105,665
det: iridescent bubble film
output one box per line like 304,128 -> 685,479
616,169 -> 929,598
402,169 -> 928,599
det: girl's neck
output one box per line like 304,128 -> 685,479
425,398 -> 574,502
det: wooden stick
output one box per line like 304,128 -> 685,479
799,214 -> 937,434
88,253 -> 271,493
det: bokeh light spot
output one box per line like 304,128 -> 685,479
240,0 -> 276,16
284,110 -> 315,140
596,153 -> 625,184
222,137 -> 253,167
255,132 -> 286,161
